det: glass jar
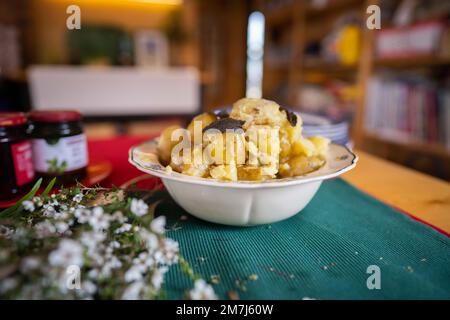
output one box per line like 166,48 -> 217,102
29,110 -> 88,185
0,112 -> 35,200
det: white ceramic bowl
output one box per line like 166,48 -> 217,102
129,139 -> 357,226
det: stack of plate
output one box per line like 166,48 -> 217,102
299,112 -> 350,146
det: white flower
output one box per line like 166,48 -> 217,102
189,279 -> 218,300
88,250 -> 104,265
88,269 -> 99,279
111,211 -> 127,223
48,239 -> 83,267
78,281 -> 97,299
88,207 -> 110,231
80,231 -> 106,249
80,231 -> 106,265
57,272 -> 72,294
53,211 -> 69,221
0,187 -> 199,299
0,225 -> 14,239
42,204 -> 56,217
151,216 -> 166,234
0,278 -> 18,294
109,241 -> 121,249
115,223 -> 132,234
55,222 -> 69,234
157,238 -> 179,265
122,281 -> 144,300
124,264 -> 146,283
32,196 -> 43,207
139,229 -> 159,250
34,221 -> 56,238
22,200 -> 35,212
73,193 -> 83,203
20,256 -> 41,273
99,256 -> 122,278
130,199 -> 148,217
12,227 -> 26,240
18,283 -> 43,299
151,267 -> 168,290
133,251 -> 155,268
74,208 -> 92,224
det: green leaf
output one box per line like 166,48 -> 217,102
42,177 -> 57,197
0,178 -> 43,219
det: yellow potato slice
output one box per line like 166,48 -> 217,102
209,164 -> 238,181
157,125 -> 182,165
279,155 -> 325,178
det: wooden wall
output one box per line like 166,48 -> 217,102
197,0 -> 248,110
23,0 -> 188,65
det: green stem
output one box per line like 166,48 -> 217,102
0,178 -> 43,219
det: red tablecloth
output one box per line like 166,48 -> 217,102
88,135 -> 155,187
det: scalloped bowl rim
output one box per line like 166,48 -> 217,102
128,138 -> 358,189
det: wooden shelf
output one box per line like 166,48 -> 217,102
264,4 -> 295,26
364,132 -> 450,160
1,69 -> 27,82
265,64 -> 289,72
375,56 -> 450,68
261,0 -> 450,178
305,0 -> 364,17
303,60 -> 357,73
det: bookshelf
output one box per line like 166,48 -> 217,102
261,0 -> 372,102
260,0 -> 374,137
375,56 -> 450,68
364,132 -> 450,160
259,0 -> 450,180
306,0 -> 364,13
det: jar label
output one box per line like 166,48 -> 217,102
11,141 -> 35,186
32,134 -> 88,173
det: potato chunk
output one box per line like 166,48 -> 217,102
230,98 -> 286,128
157,125 -> 182,165
158,98 -> 330,181
279,155 -> 325,178
187,113 -> 217,138
209,164 -> 238,181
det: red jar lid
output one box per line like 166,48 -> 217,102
29,110 -> 82,123
0,112 -> 27,127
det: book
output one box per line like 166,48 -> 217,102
365,75 -> 450,149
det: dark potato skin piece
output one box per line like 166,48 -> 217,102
279,107 -> 297,127
203,118 -> 245,133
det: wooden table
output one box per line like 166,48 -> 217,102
342,150 -> 450,234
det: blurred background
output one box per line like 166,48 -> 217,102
1,0 -> 449,180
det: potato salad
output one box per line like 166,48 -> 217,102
157,98 -> 329,181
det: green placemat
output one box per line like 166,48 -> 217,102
160,179 -> 450,300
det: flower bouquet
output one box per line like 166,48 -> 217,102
0,179 -> 217,300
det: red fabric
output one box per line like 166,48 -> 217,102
88,135 -> 156,187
